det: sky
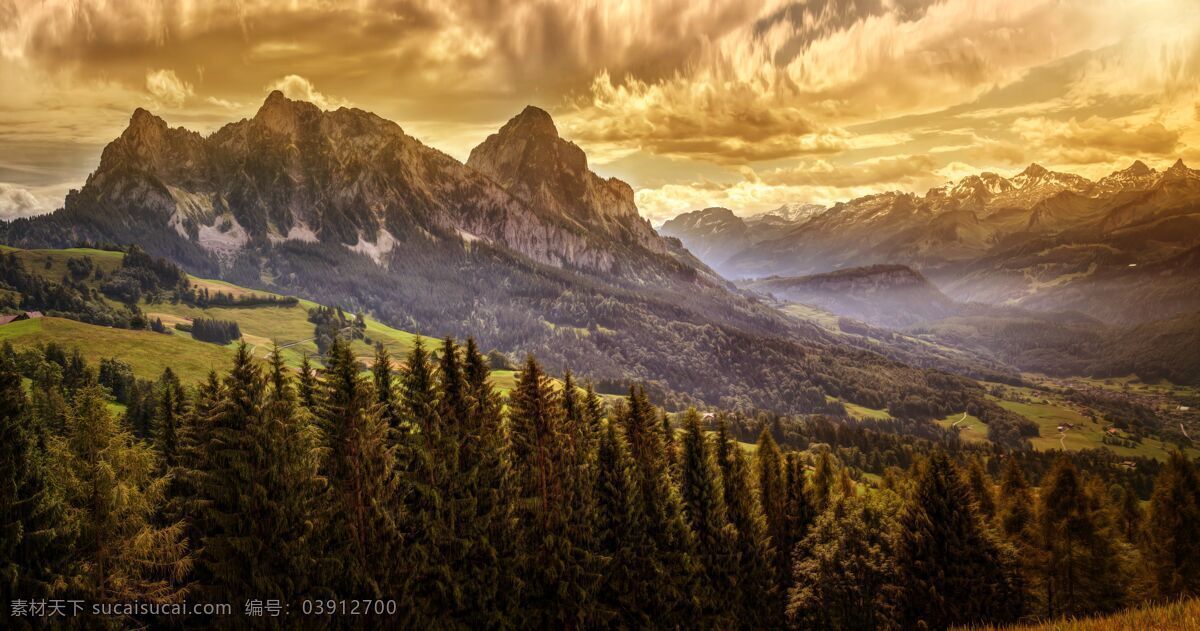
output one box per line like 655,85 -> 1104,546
1,0 -> 1199,224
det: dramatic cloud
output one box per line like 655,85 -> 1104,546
0,0 -> 1197,217
0,183 -> 47,219
265,75 -> 347,111
145,69 -> 193,108
1014,116 -> 1182,164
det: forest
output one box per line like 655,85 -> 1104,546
2,334 -> 1198,629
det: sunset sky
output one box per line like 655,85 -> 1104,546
2,0 -> 1199,223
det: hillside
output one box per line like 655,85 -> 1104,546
743,264 -> 958,328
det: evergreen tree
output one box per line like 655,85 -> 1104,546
63,385 -> 191,602
678,409 -> 736,626
783,452 -> 816,560
809,450 -> 836,513
756,429 -> 788,587
997,458 -> 1035,542
372,343 -> 401,430
154,367 -> 186,471
715,416 -> 776,628
592,419 -> 646,627
0,369 -> 73,601
297,353 -> 318,410
317,336 -> 400,597
1036,457 -> 1125,618
1145,452 -> 1200,600
965,456 -> 996,520
506,356 -> 593,627
619,385 -> 695,624
895,451 -> 1026,628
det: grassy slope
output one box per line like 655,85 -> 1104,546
963,598 -> 1200,631
0,246 -> 551,394
0,317 -> 233,383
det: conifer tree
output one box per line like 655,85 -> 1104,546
1145,452 -> 1200,600
997,457 -> 1035,542
783,452 -> 815,557
965,456 -> 996,519
297,353 -> 318,410
809,449 -> 836,513
619,385 -> 695,624
715,416 -> 776,627
507,356 -> 593,627
154,367 -> 186,471
678,409 -> 736,626
895,451 -> 1026,628
372,343 -> 401,430
456,337 -> 517,627
63,385 -> 191,602
1036,457 -> 1125,618
395,336 -> 453,624
592,419 -> 646,627
756,429 -> 789,586
317,336 -> 401,597
0,369 -> 72,600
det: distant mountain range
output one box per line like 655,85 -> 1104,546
660,160 -> 1200,324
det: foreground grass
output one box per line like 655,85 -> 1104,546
963,598 -> 1200,630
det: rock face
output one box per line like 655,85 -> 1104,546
467,106 -> 665,256
18,92 -> 702,284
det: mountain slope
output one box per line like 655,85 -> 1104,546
743,265 -> 958,328
0,96 -> 1004,419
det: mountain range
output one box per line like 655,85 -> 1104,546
1,92 -> 1011,423
661,160 -> 1200,325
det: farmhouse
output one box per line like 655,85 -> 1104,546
0,311 -> 43,326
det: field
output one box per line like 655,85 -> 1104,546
935,412 -> 988,444
963,598 -> 1200,631
0,317 -> 234,383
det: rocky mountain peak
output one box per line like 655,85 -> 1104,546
505,105 -> 559,137
1166,158 -> 1194,177
468,106 -> 653,248
1126,160 -> 1153,176
252,90 -> 323,137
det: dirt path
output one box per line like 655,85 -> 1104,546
952,412 -> 967,428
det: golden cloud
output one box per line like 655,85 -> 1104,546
1014,116 -> 1181,164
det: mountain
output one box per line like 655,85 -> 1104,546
742,264 -> 958,329
657,207 -> 751,273
1,93 -> 1007,420
757,202 -> 826,223
696,160 -> 1200,324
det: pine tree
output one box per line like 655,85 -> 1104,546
1145,452 -> 1200,600
756,429 -> 788,587
395,336 -> 452,624
997,458 -> 1035,542
456,338 -> 517,627
506,356 -> 593,627
619,385 -> 694,624
297,353 -> 318,410
592,419 -> 646,626
317,336 -> 400,597
154,367 -> 186,471
783,452 -> 816,560
965,456 -> 996,520
372,343 -> 401,430
714,416 -> 776,627
63,385 -> 191,602
895,451 -> 1026,628
1036,457 -> 1125,618
809,449 -> 836,513
678,409 -> 736,626
0,369 -> 73,601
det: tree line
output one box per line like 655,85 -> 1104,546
1,338 -> 1198,629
